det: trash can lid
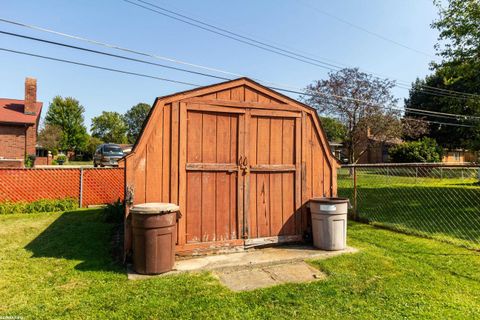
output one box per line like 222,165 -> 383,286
310,197 -> 349,204
130,202 -> 180,214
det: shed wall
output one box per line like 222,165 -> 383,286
124,81 -> 338,254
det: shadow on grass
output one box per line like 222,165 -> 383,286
25,209 -> 123,273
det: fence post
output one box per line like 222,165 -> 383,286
79,167 -> 84,208
353,166 -> 358,221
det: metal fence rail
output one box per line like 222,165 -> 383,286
338,163 -> 480,250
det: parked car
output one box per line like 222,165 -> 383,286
93,144 -> 125,167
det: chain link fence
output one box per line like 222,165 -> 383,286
338,163 -> 480,250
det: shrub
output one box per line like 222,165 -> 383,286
389,137 -> 443,163
0,198 -> 78,214
24,154 -> 36,168
103,199 -> 124,223
56,154 -> 67,165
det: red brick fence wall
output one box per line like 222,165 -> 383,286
0,168 -> 124,207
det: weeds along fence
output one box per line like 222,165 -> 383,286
338,163 -> 480,250
0,167 -> 124,207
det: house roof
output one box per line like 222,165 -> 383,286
0,99 -> 42,125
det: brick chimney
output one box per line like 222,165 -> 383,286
24,77 -> 37,115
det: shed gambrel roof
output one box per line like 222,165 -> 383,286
126,77 -> 340,167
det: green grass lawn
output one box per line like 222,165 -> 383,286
1,209 -> 480,319
338,168 -> 480,250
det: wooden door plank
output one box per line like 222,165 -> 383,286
201,172 -> 216,242
186,172 -> 201,242
256,173 -> 270,237
270,173 -> 283,236
295,117 -> 302,235
250,164 -> 296,172
202,113 -> 217,163
186,111 -> 202,163
256,117 -> 270,164
282,172 -> 295,235
251,109 -> 301,118
186,103 -> 245,114
181,98 -> 300,112
237,113 -> 245,239
162,105 -> 171,202
170,102 -> 180,204
186,163 -> 238,171
270,118 -> 283,165
178,102 -> 187,245
216,114 -> 231,163
300,112 -> 309,234
243,109 -> 251,238
249,173 -> 258,238
229,173 -> 237,239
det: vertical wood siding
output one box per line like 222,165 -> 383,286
124,80 -> 338,254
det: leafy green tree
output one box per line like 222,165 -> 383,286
389,137 -> 443,163
432,0 -> 480,75
37,124 -> 63,155
44,96 -> 88,151
405,0 -> 480,150
123,103 -> 151,144
303,68 -> 402,163
80,135 -> 103,160
91,111 -> 128,144
319,117 -> 347,142
405,74 -> 480,150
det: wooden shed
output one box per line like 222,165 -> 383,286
122,78 -> 339,255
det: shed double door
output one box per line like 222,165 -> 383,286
183,104 -> 301,247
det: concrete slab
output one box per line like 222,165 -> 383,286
128,245 -> 358,281
214,262 -> 326,291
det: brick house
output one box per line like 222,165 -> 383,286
0,78 -> 42,167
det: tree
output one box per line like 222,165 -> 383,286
401,116 -> 430,141
303,68 -> 402,163
91,111 -> 128,144
37,124 -> 63,155
389,137 -> 443,163
123,103 -> 151,144
405,74 -> 480,149
404,0 -> 480,150
319,117 -> 347,142
44,96 -> 88,151
432,0 -> 480,74
83,135 -> 103,160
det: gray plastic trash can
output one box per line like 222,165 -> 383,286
309,197 -> 349,251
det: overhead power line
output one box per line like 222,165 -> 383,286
1,16 -> 478,101
0,46 -> 476,128
2,25 -> 479,123
0,47 -> 199,86
0,30 -> 230,81
2,27 -> 479,122
121,0 -> 480,100
296,0 -> 435,58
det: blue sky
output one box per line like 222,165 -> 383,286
1,0 -> 440,129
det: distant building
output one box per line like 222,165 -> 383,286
329,141 -> 345,162
0,78 -> 42,167
356,128 -> 402,164
442,149 -> 478,164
